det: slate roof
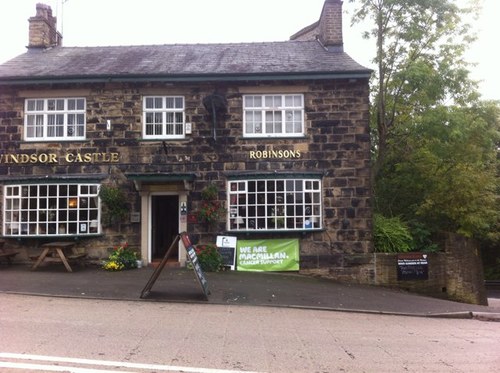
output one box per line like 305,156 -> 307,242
0,40 -> 371,84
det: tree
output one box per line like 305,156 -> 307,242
350,0 -> 499,242
375,102 -> 499,238
350,0 -> 480,175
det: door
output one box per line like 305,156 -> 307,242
151,195 -> 179,261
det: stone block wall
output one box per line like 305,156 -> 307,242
0,78 -> 373,282
374,233 -> 488,305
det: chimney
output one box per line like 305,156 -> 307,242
318,0 -> 343,51
28,3 -> 62,49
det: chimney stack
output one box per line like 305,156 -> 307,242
28,3 -> 62,49
318,0 -> 343,51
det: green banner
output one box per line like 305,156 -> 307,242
236,239 -> 299,272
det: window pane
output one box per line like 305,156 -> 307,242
76,99 -> 84,110
165,97 -> 174,109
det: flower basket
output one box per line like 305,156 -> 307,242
196,183 -> 225,230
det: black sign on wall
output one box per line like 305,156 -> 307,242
397,253 -> 429,281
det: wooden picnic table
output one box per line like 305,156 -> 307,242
31,242 -> 85,272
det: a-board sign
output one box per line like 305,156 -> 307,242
216,235 -> 237,270
180,232 -> 210,298
397,253 -> 429,281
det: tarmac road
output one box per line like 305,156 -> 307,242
1,293 -> 499,372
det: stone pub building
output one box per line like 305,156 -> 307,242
0,0 -> 373,282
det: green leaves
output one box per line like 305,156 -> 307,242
376,103 -> 499,238
351,0 -> 498,242
98,185 -> 129,226
373,214 -> 413,253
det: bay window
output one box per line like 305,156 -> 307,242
228,178 -> 322,231
3,183 -> 100,236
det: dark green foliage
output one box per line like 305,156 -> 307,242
194,244 -> 223,272
99,185 -> 128,225
373,214 -> 413,253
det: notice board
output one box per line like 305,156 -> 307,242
216,235 -> 237,270
397,253 -> 429,281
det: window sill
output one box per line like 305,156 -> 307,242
224,228 -> 324,235
2,234 -> 103,241
239,135 -> 308,141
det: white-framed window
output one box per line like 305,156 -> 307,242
143,96 -> 185,139
24,98 -> 86,141
228,178 -> 322,231
243,94 -> 304,137
3,183 -> 100,237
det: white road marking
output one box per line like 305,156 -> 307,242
0,353 -> 264,373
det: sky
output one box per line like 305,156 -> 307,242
0,0 -> 498,101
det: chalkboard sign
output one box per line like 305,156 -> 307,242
216,235 -> 237,270
218,247 -> 235,268
181,232 -> 210,299
397,253 -> 429,281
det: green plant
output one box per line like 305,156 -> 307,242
409,221 -> 440,253
201,183 -> 218,200
373,214 -> 413,253
194,244 -> 223,272
99,185 -> 128,225
102,242 -> 138,271
197,183 -> 225,226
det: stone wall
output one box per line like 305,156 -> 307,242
0,78 -> 373,282
374,233 -> 488,305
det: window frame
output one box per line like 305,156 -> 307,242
227,178 -> 322,232
142,96 -> 186,139
24,98 -> 86,141
2,183 -> 101,237
243,94 -> 305,138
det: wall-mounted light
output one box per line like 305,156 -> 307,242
68,198 -> 78,208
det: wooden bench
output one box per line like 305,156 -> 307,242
0,240 -> 19,265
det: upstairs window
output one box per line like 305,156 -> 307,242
3,183 -> 100,237
24,98 -> 86,141
228,178 -> 322,231
143,96 -> 185,139
243,94 -> 304,137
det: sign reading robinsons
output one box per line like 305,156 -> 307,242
237,239 -> 299,272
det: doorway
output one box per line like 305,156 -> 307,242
151,195 -> 179,262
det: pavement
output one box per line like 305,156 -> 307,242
1,262 -> 500,322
